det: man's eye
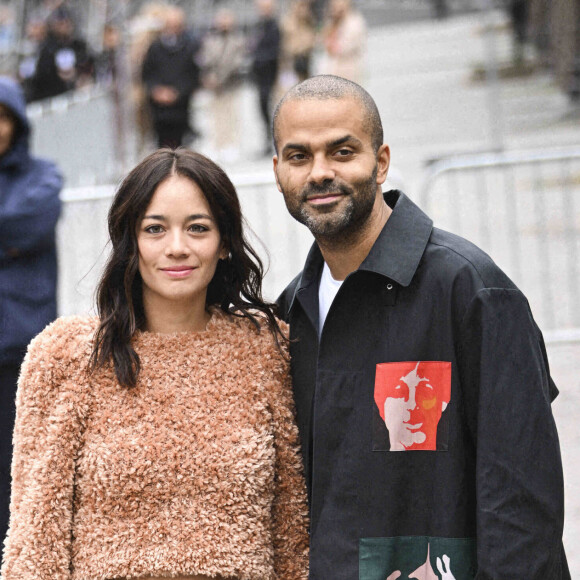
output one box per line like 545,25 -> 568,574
289,152 -> 307,161
144,225 -> 163,234
335,148 -> 353,157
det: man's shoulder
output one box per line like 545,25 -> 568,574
276,271 -> 303,322
424,227 -> 515,291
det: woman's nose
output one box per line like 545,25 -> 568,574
165,231 -> 190,256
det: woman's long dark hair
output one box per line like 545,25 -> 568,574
89,148 -> 286,388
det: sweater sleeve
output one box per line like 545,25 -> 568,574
265,332 -> 310,580
1,318 -> 93,579
457,288 -> 568,579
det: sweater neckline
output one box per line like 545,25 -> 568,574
133,307 -> 226,341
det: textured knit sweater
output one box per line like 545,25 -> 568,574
2,310 -> 309,579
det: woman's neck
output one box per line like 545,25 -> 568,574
142,297 -> 211,334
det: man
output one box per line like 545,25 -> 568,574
141,6 -> 201,149
0,76 -> 62,560
320,0 -> 367,85
273,75 -> 569,579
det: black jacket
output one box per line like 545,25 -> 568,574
30,33 -> 94,101
141,32 -> 201,125
277,190 -> 569,580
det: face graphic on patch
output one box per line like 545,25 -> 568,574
386,545 -> 457,580
375,361 -> 451,451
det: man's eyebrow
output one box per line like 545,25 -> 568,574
281,135 -> 363,155
329,135 -> 363,148
281,142 -> 309,155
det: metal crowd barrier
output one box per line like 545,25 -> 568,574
57,174 -> 313,318
418,146 -> 580,343
58,146 -> 580,344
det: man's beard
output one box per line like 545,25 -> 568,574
284,165 -> 378,243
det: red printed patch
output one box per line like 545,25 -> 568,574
374,361 -> 451,451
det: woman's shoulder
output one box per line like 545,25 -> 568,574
27,315 -> 98,363
18,316 -> 98,400
211,308 -> 288,357
213,307 -> 287,337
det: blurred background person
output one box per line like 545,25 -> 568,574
95,23 -> 121,88
0,5 -> 15,54
128,2 -> 167,155
320,0 -> 367,85
0,76 -> 62,562
508,0 -> 529,66
16,17 -> 47,102
200,8 -> 246,165
280,0 -> 316,83
250,0 -> 281,156
28,6 -> 95,102
141,5 -> 201,149
430,0 -> 449,20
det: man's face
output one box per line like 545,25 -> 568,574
273,97 -> 389,242
0,104 -> 16,158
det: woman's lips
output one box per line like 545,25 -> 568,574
160,266 -> 195,278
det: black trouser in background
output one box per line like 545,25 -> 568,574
254,61 -> 278,141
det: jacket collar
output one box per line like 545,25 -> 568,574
289,190 -> 433,313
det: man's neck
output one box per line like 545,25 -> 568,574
318,194 -> 392,281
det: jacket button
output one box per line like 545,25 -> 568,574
386,283 -> 393,290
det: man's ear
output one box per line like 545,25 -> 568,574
376,144 -> 390,185
273,155 -> 283,193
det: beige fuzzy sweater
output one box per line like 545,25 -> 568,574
2,311 -> 309,579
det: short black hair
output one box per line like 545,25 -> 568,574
272,75 -> 384,153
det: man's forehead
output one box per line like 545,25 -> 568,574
276,96 -> 369,143
279,95 -> 361,119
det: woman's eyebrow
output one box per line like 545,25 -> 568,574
142,213 -> 214,221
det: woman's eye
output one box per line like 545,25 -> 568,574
189,224 -> 209,233
144,224 -> 163,234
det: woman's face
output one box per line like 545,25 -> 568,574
137,174 -> 227,314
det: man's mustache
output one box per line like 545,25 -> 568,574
301,181 -> 353,199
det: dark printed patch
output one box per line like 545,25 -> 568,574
360,536 -> 476,580
373,362 -> 451,451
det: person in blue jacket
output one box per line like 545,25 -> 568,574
0,76 -> 62,555
273,75 -> 570,579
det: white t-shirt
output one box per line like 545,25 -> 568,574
318,262 -> 344,336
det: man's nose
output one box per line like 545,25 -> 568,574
308,154 -> 335,184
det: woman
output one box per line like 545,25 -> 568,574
1,149 -> 309,579
280,0 -> 316,83
200,8 -> 246,163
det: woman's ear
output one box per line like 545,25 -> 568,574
219,244 -> 229,260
